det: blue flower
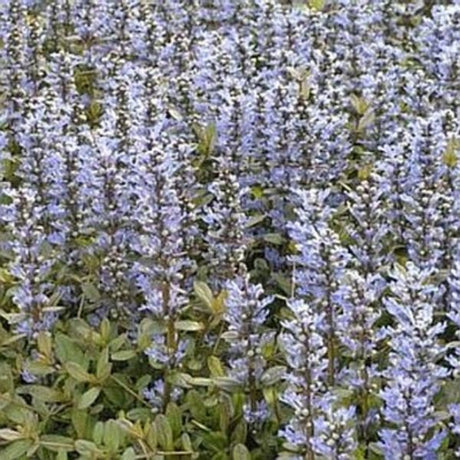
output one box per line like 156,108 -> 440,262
377,263 -> 448,459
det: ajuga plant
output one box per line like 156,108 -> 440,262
222,270 -> 274,425
1,1 -> 460,459
288,188 -> 350,386
280,298 -> 358,459
378,263 -> 449,459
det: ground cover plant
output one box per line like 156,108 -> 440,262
0,0 -> 459,458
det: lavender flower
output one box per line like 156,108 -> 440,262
289,188 -> 351,385
223,272 -> 273,424
378,263 -> 448,459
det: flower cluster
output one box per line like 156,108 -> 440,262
1,0 -> 460,457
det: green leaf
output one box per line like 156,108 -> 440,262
40,435 -> 75,453
122,448 -> 136,460
126,408 -> 152,422
37,331 -> 52,358
17,385 -> 65,403
109,333 -> 127,352
219,397 -> 232,433
189,377 -> 212,386
168,106 -> 183,121
443,137 -> 459,168
144,421 -> 157,450
208,356 -> 225,377
262,387 -> 277,406
175,320 -> 204,331
251,185 -> 264,199
24,361 -> 54,376
262,233 -> 284,245
2,439 -> 33,459
155,414 -> 174,451
168,371 -> 193,388
233,443 -> 251,460
0,428 -> 22,441
354,445 -> 366,460
308,0 -> 325,11
181,433 -> 193,452
166,402 -> 182,439
111,350 -> 136,361
96,347 -> 112,381
186,390 -> 207,421
350,94 -> 369,115
93,421 -> 104,444
213,377 -> 242,392
104,420 -> 121,452
260,366 -> 287,386
55,333 -> 85,366
81,282 -> 101,302
103,384 -> 127,407
231,420 -> 247,445
72,409 -> 91,439
245,215 -> 265,228
135,375 -> 151,391
272,273 -> 293,296
357,109 -> 375,132
78,387 -> 101,410
2,397 -> 31,425
100,318 -> 111,342
194,281 -> 214,312
56,450 -> 69,460
65,362 -> 94,383
75,440 -> 103,455
438,379 -> 460,405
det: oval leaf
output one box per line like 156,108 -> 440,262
233,443 -> 251,460
78,387 -> 101,410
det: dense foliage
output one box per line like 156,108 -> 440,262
0,0 -> 459,459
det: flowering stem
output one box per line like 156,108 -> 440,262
161,281 -> 176,411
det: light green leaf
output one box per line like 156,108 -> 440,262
65,362 -> 94,383
0,428 -> 22,441
260,366 -> 287,386
357,109 -> 375,132
78,387 -> 101,410
93,421 -> 104,445
208,356 -> 225,377
213,377 -> 242,392
166,402 -> 182,439
175,320 -> 204,331
17,385 -> 65,403
233,443 -> 251,460
262,233 -> 284,245
245,215 -> 266,228
96,347 -> 112,381
155,414 -> 174,451
443,137 -> 459,168
194,281 -> 214,312
36,331 -> 52,358
40,435 -> 75,453
2,439 -> 33,459
189,377 -> 212,386
122,447 -> 136,460
111,350 -> 136,361
56,450 -> 69,460
104,420 -> 121,452
75,440 -> 103,455
308,0 -> 325,11
55,333 -> 85,366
